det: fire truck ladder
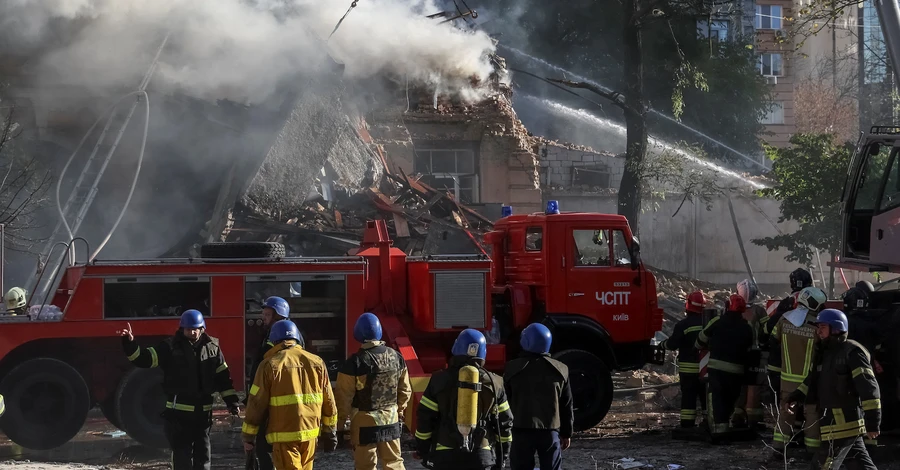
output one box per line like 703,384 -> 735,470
28,34 -> 170,300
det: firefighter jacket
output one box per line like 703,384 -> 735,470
660,313 -> 704,374
415,356 -> 514,469
503,352 -> 574,438
793,336 -> 881,441
335,340 -> 412,445
695,311 -> 754,375
242,339 -> 338,445
759,294 -> 797,372
122,330 -> 238,411
770,311 -> 819,385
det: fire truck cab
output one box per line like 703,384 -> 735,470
0,202 -> 662,450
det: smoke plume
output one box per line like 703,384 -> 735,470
1,0 -> 498,103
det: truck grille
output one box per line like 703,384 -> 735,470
433,271 -> 486,329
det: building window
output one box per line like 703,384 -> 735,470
572,165 -> 611,188
755,5 -> 783,30
697,19 -> 730,41
761,102 -> 785,124
862,0 -> 888,84
759,53 -> 784,76
414,144 -> 479,203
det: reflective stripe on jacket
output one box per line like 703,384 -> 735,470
695,311 -> 753,375
242,339 -> 338,444
660,313 -> 703,373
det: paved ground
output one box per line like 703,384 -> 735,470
1,397 -> 899,470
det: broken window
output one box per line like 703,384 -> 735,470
572,166 -> 611,189
414,142 -> 479,203
525,227 -> 543,251
103,276 -> 210,318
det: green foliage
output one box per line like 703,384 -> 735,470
751,134 -> 853,264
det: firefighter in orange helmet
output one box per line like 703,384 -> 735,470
696,294 -> 754,440
660,290 -> 706,427
243,320 -> 338,470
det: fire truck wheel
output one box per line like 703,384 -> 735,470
98,394 -> 123,430
200,242 -> 285,261
0,358 -> 91,450
552,349 -> 613,432
115,368 -> 168,449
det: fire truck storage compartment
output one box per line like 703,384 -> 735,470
245,275 -> 346,381
408,256 -> 491,332
103,276 -> 211,318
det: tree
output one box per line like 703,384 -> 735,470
751,133 -> 852,295
0,89 -> 52,253
794,55 -> 860,143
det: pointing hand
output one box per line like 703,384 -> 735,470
116,322 -> 134,342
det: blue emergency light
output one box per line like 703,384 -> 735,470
546,200 -> 560,215
501,205 -> 513,218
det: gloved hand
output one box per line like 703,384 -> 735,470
228,403 -> 242,416
785,389 -> 803,405
338,430 -> 351,449
321,431 -> 338,452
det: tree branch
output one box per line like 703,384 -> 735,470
546,78 -> 641,115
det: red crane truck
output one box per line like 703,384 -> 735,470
0,202 -> 664,450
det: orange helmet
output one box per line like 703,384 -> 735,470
685,291 -> 705,314
728,293 -> 747,313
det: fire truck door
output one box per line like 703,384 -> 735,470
565,227 -> 641,339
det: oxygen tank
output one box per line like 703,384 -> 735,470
456,365 -> 479,450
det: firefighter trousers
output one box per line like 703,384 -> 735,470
774,381 -> 821,451
271,440 -> 315,470
353,439 -> 405,470
707,370 -> 742,435
163,411 -> 211,470
732,386 -> 764,427
509,429 -> 562,470
255,418 -> 274,470
678,372 -> 704,427
810,436 -> 877,470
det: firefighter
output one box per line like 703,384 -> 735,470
695,294 -> 754,440
415,328 -> 514,470
660,290 -> 706,427
504,323 -> 574,470
335,313 -> 412,470
760,268 -> 813,403
769,286 -> 827,458
786,309 -> 881,470
4,287 -> 26,316
843,282 -> 885,450
117,310 -> 240,470
246,296 -> 291,470
732,279 -> 767,429
242,320 -> 338,470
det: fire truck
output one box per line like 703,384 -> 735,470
0,201 -> 663,450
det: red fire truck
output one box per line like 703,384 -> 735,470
0,202 -> 663,450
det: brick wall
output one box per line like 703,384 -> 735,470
537,142 -> 625,190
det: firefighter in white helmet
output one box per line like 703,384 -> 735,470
415,329 -> 513,470
4,287 -> 26,316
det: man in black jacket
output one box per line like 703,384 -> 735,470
415,329 -> 514,470
696,294 -> 754,440
118,310 -> 240,470
504,323 -> 573,470
786,309 -> 881,470
245,296 -> 290,470
661,290 -> 706,427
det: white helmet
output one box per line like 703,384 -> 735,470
796,286 -> 827,313
5,287 -> 26,310
736,279 -> 759,303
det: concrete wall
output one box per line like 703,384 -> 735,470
544,191 -> 881,294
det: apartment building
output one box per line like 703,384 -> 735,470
755,1 -> 796,147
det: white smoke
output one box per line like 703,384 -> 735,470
0,0 -> 498,104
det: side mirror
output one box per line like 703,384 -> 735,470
630,236 -> 641,270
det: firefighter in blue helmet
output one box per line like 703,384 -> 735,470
504,323 -> 573,470
786,309 -> 881,470
118,310 -> 240,470
415,329 -> 514,470
336,313 -> 412,469
246,296 -> 291,470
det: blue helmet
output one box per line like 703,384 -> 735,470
451,328 -> 487,359
269,319 -> 301,343
816,308 -> 849,334
263,296 -> 290,318
180,309 -> 205,329
520,323 -> 552,354
353,312 -> 382,343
